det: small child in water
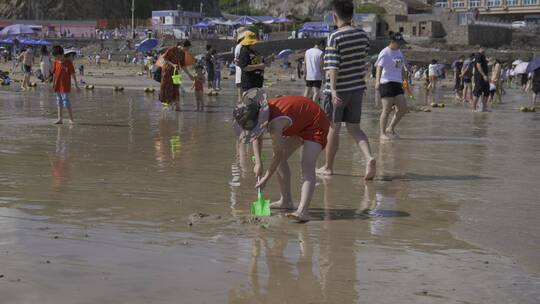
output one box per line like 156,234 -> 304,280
193,65 -> 205,111
52,45 -> 79,124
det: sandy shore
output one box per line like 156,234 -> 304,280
0,61 -> 539,303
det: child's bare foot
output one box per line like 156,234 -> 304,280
270,199 -> 296,210
54,120 -> 63,125
385,129 -> 400,139
316,166 -> 333,176
364,158 -> 376,181
286,211 -> 310,223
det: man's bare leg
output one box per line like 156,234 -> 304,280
66,106 -> 74,124
287,140 -> 322,222
271,137 -> 303,209
303,86 -> 311,98
386,95 -> 407,137
472,94 -> 479,111
237,87 -> 243,103
317,123 -> 340,175
379,97 -> 393,141
346,123 -> 376,180
481,95 -> 489,112
312,87 -> 321,103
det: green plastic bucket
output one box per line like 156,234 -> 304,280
171,68 -> 183,85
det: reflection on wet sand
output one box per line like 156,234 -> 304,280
50,126 -> 72,193
0,83 -> 539,303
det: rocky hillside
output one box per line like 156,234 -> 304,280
0,0 -> 221,20
248,0 -> 327,16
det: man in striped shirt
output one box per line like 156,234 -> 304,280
317,0 -> 376,180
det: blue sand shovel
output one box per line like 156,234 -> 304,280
251,178 -> 271,217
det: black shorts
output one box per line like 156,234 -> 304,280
463,77 -> 472,84
379,82 -> 404,98
454,76 -> 463,91
323,89 -> 364,124
473,80 -> 490,97
306,80 -> 322,88
533,83 -> 540,94
207,70 -> 215,82
23,65 -> 32,74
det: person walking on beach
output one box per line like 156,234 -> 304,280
17,45 -> 34,90
317,0 -> 376,180
453,56 -> 464,101
238,31 -> 268,92
375,33 -> 408,141
39,46 -> 52,83
427,59 -> 438,92
212,49 -> 222,90
532,66 -> 540,105
158,40 -> 194,111
205,45 -> 215,91
51,45 -> 79,124
234,28 -> 247,103
193,65 -> 205,111
472,46 -> 490,112
488,58 -> 503,104
234,89 -> 330,222
303,39 -> 325,103
461,54 -> 474,102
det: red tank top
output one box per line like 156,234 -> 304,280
268,96 -> 327,137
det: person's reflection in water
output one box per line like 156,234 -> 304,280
154,112 -> 181,170
319,177 -> 359,303
50,126 -> 71,192
230,142 -> 251,210
228,228 -> 324,303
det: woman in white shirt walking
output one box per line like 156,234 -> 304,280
375,33 -> 408,141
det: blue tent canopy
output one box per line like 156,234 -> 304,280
193,21 -> 215,28
299,22 -> 330,33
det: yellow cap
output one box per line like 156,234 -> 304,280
240,31 -> 258,46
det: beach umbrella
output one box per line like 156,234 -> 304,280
0,24 -> 35,36
513,62 -> 529,74
525,57 -> 540,73
512,59 -> 523,66
278,49 -> 294,59
136,38 -> 159,53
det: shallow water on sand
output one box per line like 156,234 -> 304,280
1,81 -> 539,303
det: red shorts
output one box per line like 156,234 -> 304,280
296,116 -> 330,149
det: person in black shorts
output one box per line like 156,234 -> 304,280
453,56 -> 464,100
461,53 -> 474,102
205,45 -> 215,90
532,67 -> 540,104
472,47 -> 490,112
375,33 -> 408,141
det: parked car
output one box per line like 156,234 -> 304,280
512,21 -> 527,29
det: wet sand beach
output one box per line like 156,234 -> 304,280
1,67 -> 539,303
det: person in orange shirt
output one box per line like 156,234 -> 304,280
51,45 -> 79,124
234,89 -> 330,222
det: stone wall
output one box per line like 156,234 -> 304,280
403,49 -> 534,65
